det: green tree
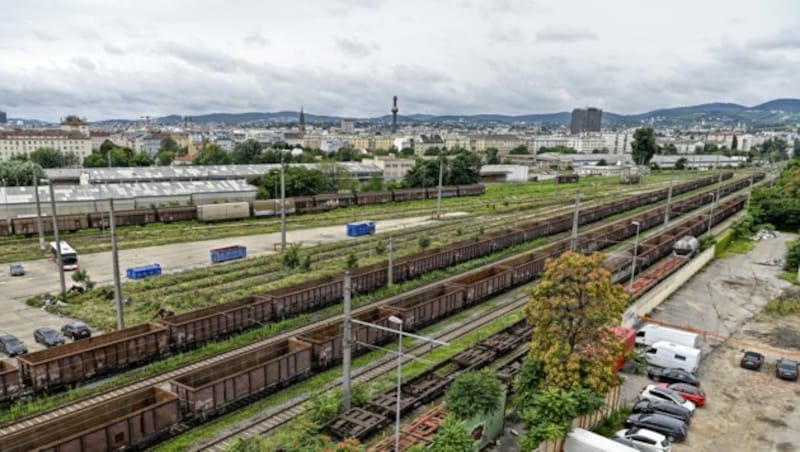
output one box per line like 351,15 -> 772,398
445,371 -> 504,420
703,143 -> 719,155
448,151 -> 481,185
423,147 -> 442,156
661,143 -> 678,155
749,161 -> 800,230
130,152 -> 154,166
596,158 -> 607,166
282,243 -> 302,270
675,157 -> 688,170
231,139 -> 263,164
631,127 -> 657,165
30,147 -> 70,168
519,388 -> 605,450
403,158 -> 442,188
83,151 -> 108,168
250,166 -> 329,199
525,251 -> 629,392
335,147 -> 360,162
731,135 -> 738,151
429,415 -> 475,452
0,161 -> 46,186
418,234 -> 431,250
194,144 -> 232,165
99,139 -> 115,154
159,137 -> 179,153
509,144 -> 529,155
156,149 -> 175,166
362,173 -> 383,191
485,147 -> 500,165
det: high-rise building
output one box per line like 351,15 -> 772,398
570,107 -> 603,134
0,111 -> 6,124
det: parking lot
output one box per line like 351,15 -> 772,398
623,232 -> 800,451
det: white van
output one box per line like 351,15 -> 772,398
635,324 -> 700,349
564,428 -> 638,452
644,341 -> 700,373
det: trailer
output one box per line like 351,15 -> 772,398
347,221 -> 376,237
210,245 -> 247,263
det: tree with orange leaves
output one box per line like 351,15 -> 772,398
525,251 -> 629,393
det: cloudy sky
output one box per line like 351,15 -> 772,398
1,0 -> 798,121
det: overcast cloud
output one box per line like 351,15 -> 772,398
0,0 -> 797,121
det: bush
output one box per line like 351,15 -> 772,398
418,235 -> 431,250
698,235 -> 716,251
346,251 -> 359,270
445,370 -> 504,420
785,237 -> 800,272
429,415 -> 475,452
592,406 -> 632,437
281,243 -> 302,270
375,239 -> 387,255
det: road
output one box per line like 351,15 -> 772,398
0,214 -> 461,354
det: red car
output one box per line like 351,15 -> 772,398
657,382 -> 706,407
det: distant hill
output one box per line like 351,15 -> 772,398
78,98 -> 800,128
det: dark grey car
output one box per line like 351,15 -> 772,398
776,359 -> 799,381
34,327 -> 66,347
632,399 -> 692,424
648,367 -> 700,386
625,413 -> 688,442
0,334 -> 28,357
9,263 -> 25,276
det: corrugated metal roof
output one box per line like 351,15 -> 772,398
0,180 -> 256,204
45,162 -> 382,182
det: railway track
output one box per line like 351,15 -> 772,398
0,174 -> 740,436
198,290 -> 530,452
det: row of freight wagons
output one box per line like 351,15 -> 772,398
0,178 -> 757,451
0,174 -> 749,401
0,184 -> 487,236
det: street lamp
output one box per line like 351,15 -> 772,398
629,221 -> 641,291
388,315 -> 403,452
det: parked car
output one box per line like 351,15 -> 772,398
625,413 -> 687,442
656,382 -> 706,407
61,321 -> 92,340
776,359 -> 799,381
0,334 -> 28,357
647,367 -> 700,386
639,385 -> 696,413
614,428 -> 673,452
740,351 -> 764,371
9,263 -> 25,276
632,399 -> 692,424
33,327 -> 66,347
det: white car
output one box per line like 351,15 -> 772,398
639,385 -> 696,413
614,427 -> 672,452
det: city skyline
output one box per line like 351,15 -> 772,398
1,0 -> 798,121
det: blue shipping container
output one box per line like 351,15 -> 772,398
346,221 -> 376,237
126,263 -> 162,279
210,245 -> 247,263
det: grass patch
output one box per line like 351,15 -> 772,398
779,271 -> 800,285
592,406 -> 632,437
764,297 -> 800,316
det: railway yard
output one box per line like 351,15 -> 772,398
0,170 -> 789,452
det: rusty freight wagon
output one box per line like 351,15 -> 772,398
426,185 -> 458,199
385,285 -> 465,331
17,323 -> 168,391
89,208 -> 157,229
159,295 -> 272,350
170,338 -> 312,419
0,387 -> 179,452
351,262 -> 389,295
299,307 -> 399,368
500,250 -> 548,285
11,213 -> 89,235
392,188 -> 427,202
456,184 -> 485,196
262,275 -> 344,318
449,266 -> 513,304
0,360 -> 20,402
0,219 -> 11,236
355,190 -> 393,205
156,205 -> 197,222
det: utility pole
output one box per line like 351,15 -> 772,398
342,271 -> 352,411
280,158 -> 286,250
32,163 -> 45,252
48,182 -> 66,296
110,198 -> 124,330
663,178 -> 674,229
435,160 -> 443,219
707,193 -> 716,234
570,189 -> 581,252
387,236 -> 394,286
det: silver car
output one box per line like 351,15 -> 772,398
9,263 -> 25,276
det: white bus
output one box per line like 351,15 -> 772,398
50,241 -> 79,271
